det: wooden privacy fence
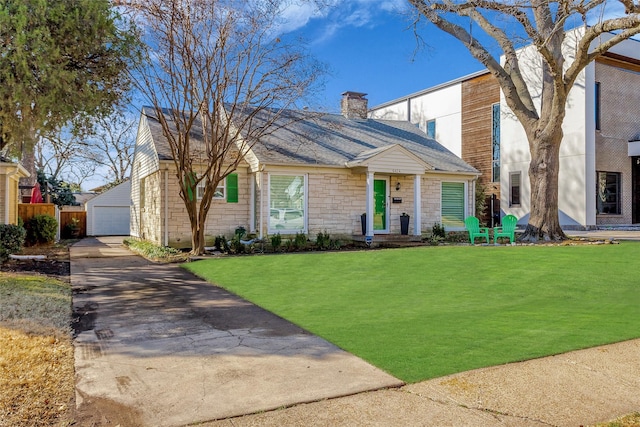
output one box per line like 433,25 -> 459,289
18,203 -> 56,222
60,211 -> 87,238
18,204 -> 87,238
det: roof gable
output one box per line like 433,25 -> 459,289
346,144 -> 433,175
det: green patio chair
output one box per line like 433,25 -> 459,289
464,216 -> 489,245
494,214 -> 518,244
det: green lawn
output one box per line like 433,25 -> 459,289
183,243 -> 640,383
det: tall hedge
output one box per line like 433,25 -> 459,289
25,215 -> 58,246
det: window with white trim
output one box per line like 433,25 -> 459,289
197,179 -> 226,200
441,181 -> 465,228
269,174 -> 306,232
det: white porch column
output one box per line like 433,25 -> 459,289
413,174 -> 421,236
366,171 -> 374,238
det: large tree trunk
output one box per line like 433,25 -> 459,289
19,129 -> 38,187
519,131 -> 567,242
185,200 -> 205,256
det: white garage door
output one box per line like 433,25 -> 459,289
93,206 -> 130,236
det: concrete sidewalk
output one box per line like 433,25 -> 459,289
72,236 -> 640,427
204,338 -> 640,426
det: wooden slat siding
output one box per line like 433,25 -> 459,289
461,74 -> 501,190
18,203 -> 56,223
60,211 -> 87,237
461,74 -> 501,224
367,148 -> 426,175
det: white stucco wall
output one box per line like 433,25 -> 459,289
370,81 -> 465,157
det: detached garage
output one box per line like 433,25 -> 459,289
86,180 -> 131,236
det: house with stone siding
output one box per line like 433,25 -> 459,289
130,93 -> 480,249
371,28 -> 640,230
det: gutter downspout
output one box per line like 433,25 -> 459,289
250,173 -> 255,234
259,168 -> 265,239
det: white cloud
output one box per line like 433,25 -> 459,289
278,0 -> 409,43
277,1 -> 327,34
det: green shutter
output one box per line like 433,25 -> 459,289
226,173 -> 238,203
441,182 -> 465,228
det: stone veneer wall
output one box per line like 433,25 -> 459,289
154,165 -> 474,247
595,59 -> 640,225
166,167 -> 251,248
139,171 -> 163,245
306,171 -> 367,236
295,169 -> 473,237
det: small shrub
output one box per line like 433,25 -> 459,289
229,234 -> 245,254
270,233 -> 282,252
329,239 -> 342,250
432,223 -> 446,239
293,232 -> 307,250
0,224 -> 26,262
234,226 -> 246,239
427,235 -> 444,246
62,218 -> 80,239
214,235 -> 230,253
316,230 -> 331,250
284,238 -> 295,252
25,214 -> 58,246
475,182 -> 488,220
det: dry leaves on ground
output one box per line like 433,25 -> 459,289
0,250 -> 75,427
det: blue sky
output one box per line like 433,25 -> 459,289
279,1 -> 485,111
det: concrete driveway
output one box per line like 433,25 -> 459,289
72,237 -> 402,427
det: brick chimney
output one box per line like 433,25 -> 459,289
341,91 -> 368,119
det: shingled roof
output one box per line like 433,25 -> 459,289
141,106 -> 477,174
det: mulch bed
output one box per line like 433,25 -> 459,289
0,242 -> 73,280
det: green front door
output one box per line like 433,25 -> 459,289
374,179 -> 387,231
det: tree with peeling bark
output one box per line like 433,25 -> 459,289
129,0 -> 324,255
408,0 -> 640,241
